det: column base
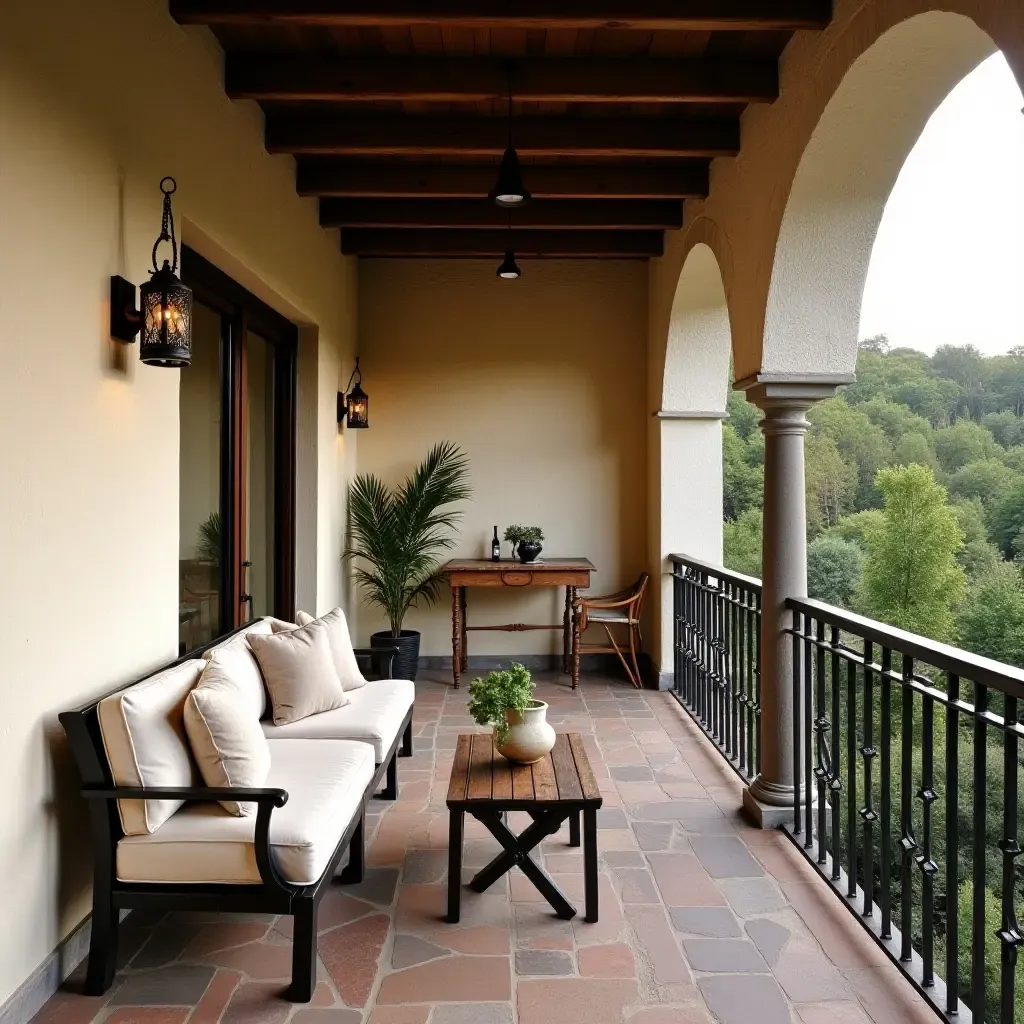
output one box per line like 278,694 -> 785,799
742,777 -> 797,829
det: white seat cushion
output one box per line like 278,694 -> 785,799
98,660 -> 206,835
116,739 -> 374,886
261,679 -> 414,762
587,612 -> 637,625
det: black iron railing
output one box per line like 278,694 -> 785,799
788,598 -> 1024,1024
669,555 -> 761,781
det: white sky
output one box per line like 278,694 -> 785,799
859,53 -> 1024,356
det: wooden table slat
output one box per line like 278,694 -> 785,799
511,760 -> 535,801
550,734 -> 584,801
467,733 -> 494,800
532,752 -> 559,801
492,748 -> 514,800
447,735 -> 473,803
568,733 -> 602,802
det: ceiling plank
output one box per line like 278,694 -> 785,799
267,114 -> 739,157
320,197 -> 684,229
340,227 -> 665,257
297,160 -> 709,198
227,55 -> 778,104
172,1 -> 832,32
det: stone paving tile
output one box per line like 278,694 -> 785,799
31,673 -> 934,1024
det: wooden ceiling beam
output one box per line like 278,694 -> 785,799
340,228 -> 664,257
268,115 -> 738,158
297,161 -> 709,199
171,1 -> 831,31
227,56 -> 778,105
319,198 -> 684,230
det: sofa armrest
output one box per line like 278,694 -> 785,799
82,785 -> 293,895
354,646 -> 399,680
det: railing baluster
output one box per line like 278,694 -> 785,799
738,587 -> 747,775
998,690 -> 1021,1023
829,624 -> 841,882
846,646 -> 858,900
804,611 -> 814,847
900,656 -> 917,963
917,692 -> 937,986
731,583 -> 740,762
880,646 -> 892,938
863,641 -> 877,919
754,591 -> 761,777
814,616 -> 827,864
793,607 -> 803,835
971,683 -> 988,1019
944,672 -> 960,1015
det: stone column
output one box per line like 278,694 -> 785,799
737,376 -> 847,828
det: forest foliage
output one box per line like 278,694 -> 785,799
724,337 -> 1024,667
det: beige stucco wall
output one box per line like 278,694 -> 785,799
355,260 -> 648,659
0,0 -> 356,1006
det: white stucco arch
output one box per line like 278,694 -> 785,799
648,237 -> 734,678
763,11 -> 998,377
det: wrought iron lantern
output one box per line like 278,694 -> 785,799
338,358 -> 369,428
110,177 -> 193,367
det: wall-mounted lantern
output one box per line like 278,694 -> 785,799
110,177 -> 193,367
338,358 -> 369,428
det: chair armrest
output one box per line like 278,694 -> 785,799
354,646 -> 399,680
81,785 -> 289,807
576,595 -> 638,611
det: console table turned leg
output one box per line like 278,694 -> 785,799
571,588 -> 581,690
451,586 -> 463,689
563,587 -> 572,674
460,587 -> 469,672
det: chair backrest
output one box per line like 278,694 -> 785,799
631,573 -> 650,618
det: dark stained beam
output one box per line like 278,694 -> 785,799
268,115 -> 738,158
172,1 -> 832,31
320,198 -> 684,230
227,56 -> 778,105
297,161 -> 709,199
340,228 -> 664,257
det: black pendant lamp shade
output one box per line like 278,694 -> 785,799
490,76 -> 530,208
110,176 -> 193,367
489,145 -> 531,207
497,251 -> 521,279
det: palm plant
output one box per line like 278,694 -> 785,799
346,442 -> 471,636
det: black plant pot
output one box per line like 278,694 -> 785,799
517,541 -> 543,564
371,629 -> 421,681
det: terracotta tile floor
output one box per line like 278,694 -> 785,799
35,673 -> 935,1024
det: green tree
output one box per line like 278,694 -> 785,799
892,432 -> 936,469
933,420 -> 1001,474
989,350 -> 1024,415
805,435 -> 856,534
957,561 -> 1024,667
988,478 -> 1024,558
723,508 -> 762,578
1001,445 -> 1024,473
859,465 -> 966,640
826,510 -> 885,549
859,396 -> 932,445
930,344 -> 989,420
807,534 -> 863,608
980,410 -> 1024,448
952,500 -> 1002,581
727,388 -> 761,440
809,398 -> 892,508
948,458 -> 1014,509
895,375 -> 962,426
723,424 -> 764,520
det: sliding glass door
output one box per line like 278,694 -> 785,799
178,249 -> 297,654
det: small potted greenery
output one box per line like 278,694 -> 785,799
467,663 -> 556,764
504,525 -> 544,564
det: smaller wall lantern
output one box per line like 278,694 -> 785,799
110,177 -> 193,367
338,358 -> 369,428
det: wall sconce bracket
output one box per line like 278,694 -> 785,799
110,275 -> 142,342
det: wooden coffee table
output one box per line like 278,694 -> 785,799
446,732 -> 603,923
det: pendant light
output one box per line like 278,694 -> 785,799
489,77 -> 531,207
496,213 -> 521,279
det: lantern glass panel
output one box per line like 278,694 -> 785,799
347,384 -> 369,428
140,265 -> 193,367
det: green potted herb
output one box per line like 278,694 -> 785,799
467,663 -> 555,764
346,442 -> 471,680
504,524 -> 545,564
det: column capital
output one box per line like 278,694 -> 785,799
734,372 -> 853,416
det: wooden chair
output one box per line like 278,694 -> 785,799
575,573 -> 650,688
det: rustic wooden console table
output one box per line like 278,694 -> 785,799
441,558 -> 595,689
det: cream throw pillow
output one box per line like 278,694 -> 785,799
248,622 -> 348,726
185,653 -> 272,816
294,607 -> 369,690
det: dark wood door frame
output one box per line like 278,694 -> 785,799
182,246 -> 298,628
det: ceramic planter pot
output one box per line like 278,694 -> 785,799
517,540 -> 543,563
496,700 -> 556,764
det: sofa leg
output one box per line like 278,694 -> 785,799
383,753 -> 398,801
288,897 -> 318,1003
401,720 -> 413,758
339,811 -> 365,884
84,885 -> 119,996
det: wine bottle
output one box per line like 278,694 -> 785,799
491,525 -> 501,562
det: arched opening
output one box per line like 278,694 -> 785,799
650,241 -> 732,678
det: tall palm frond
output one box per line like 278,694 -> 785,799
346,443 -> 471,635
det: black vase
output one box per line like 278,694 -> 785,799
517,541 -> 543,564
371,629 -> 421,681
